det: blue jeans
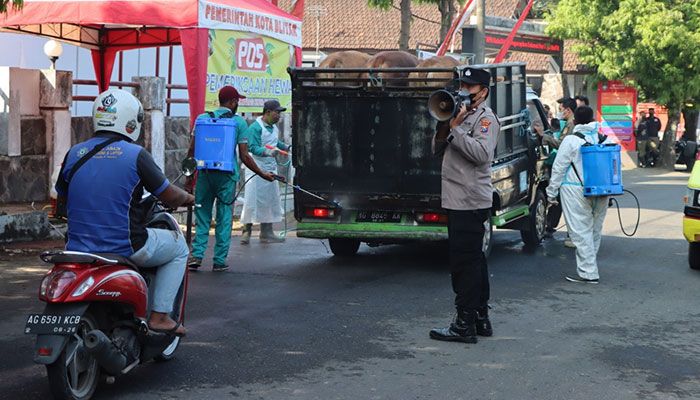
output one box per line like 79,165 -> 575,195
130,228 -> 189,313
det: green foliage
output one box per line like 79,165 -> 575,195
530,0 -> 560,19
546,0 -> 700,111
0,0 -> 23,13
367,0 -> 392,10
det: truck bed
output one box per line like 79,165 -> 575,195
289,63 -> 531,215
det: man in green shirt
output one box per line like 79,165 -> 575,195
240,100 -> 290,243
187,86 -> 274,272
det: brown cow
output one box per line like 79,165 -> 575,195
362,50 -> 420,87
408,56 -> 461,87
317,50 -> 372,86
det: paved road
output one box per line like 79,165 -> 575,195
1,167 -> 698,400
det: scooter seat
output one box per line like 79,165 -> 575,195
40,250 -> 139,269
95,253 -> 139,269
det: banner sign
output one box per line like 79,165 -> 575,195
597,81 -> 637,150
484,31 -> 562,55
205,30 -> 293,113
199,0 -> 302,47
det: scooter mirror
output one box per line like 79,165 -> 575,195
181,157 -> 197,177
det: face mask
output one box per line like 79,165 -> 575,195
556,112 -> 564,119
458,90 -> 473,108
458,89 -> 483,108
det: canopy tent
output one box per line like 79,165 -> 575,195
0,0 -> 303,123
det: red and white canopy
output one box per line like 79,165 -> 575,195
0,0 -> 303,122
1,0 -> 301,47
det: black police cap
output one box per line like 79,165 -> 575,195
459,67 -> 491,87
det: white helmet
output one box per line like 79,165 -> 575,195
93,89 -> 144,142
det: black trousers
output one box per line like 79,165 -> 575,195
447,208 -> 490,311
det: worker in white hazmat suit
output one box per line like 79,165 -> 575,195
546,106 -> 610,284
240,100 -> 290,244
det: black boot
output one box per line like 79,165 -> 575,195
476,307 -> 493,337
429,309 -> 477,343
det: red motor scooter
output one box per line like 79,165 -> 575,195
25,158 -> 197,400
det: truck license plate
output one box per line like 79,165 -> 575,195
24,314 -> 82,335
356,211 -> 402,223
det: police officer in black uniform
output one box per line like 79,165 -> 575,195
430,67 -> 500,344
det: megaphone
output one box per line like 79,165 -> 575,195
428,89 -> 459,121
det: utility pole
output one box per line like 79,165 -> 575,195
308,5 -> 327,55
474,0 -> 485,64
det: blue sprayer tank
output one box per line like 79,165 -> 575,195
194,117 -> 237,172
580,144 -> 623,196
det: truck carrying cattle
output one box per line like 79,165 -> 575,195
287,61 -> 552,256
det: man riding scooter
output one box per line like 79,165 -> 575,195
55,89 -> 194,337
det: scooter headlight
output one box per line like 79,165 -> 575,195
71,276 -> 95,297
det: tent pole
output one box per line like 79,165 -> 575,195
100,48 -> 105,91
156,47 -> 161,77
167,45 -> 174,116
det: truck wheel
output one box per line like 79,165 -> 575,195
689,243 -> 700,270
329,239 -> 360,257
521,190 -> 547,246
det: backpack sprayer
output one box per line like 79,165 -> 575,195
572,132 -> 640,236
194,113 -> 237,172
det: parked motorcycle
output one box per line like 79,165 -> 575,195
25,157 -> 197,400
675,139 -> 697,171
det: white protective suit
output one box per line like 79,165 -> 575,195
546,121 -> 610,280
240,118 -> 282,224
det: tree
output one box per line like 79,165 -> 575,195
545,0 -> 700,167
0,0 -> 22,13
436,0 -> 456,43
368,0 -> 412,50
369,1 -> 470,51
529,0 -> 560,20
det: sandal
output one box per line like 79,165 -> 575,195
149,321 -> 186,337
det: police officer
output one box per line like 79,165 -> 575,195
430,67 -> 499,344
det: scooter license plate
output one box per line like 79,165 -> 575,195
24,314 -> 82,335
356,211 -> 402,223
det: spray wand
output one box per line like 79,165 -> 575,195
271,174 -> 340,208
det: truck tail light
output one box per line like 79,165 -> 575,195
416,213 -> 448,224
305,207 -> 336,219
